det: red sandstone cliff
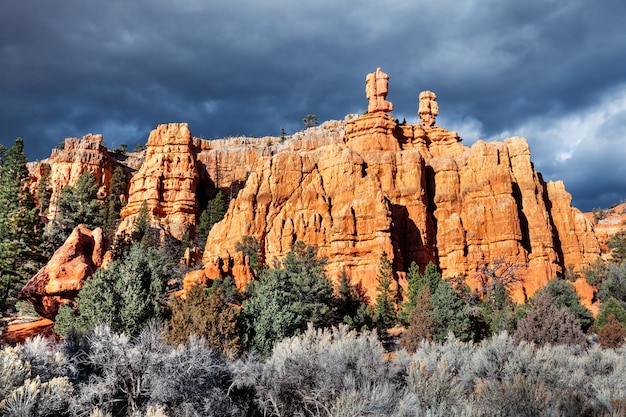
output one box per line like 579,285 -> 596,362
584,203 -> 626,256
201,68 -> 601,303
22,68 -> 603,313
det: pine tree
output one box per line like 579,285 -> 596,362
301,114 -> 319,128
374,252 -> 397,332
481,282 -> 517,335
35,163 -> 52,216
103,166 -> 126,237
240,242 -> 335,356
46,171 -> 104,254
596,297 -> 626,328
196,208 -> 211,250
54,243 -> 168,336
400,284 -> 435,353
235,235 -> 263,276
335,269 -> 369,327
431,280 -> 473,342
608,231 -> 626,264
131,200 -> 151,245
0,138 -> 44,311
167,282 -> 240,353
399,261 -> 440,323
197,191 -> 226,249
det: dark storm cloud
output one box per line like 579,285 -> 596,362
1,0 -> 625,211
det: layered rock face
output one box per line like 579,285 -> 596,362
584,203 -> 626,255
116,123 -> 319,241
202,68 -> 601,303
22,68 -> 602,310
28,134 -> 114,218
119,123 -> 201,240
18,225 -> 105,319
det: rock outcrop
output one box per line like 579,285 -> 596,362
118,123 -> 201,240
201,68 -> 601,303
27,134 -> 114,219
21,67 -> 603,311
584,203 -> 626,256
366,67 -> 393,113
2,318 -> 56,345
18,225 -> 105,319
418,91 -> 439,127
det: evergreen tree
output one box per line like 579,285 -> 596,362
0,138 -> 44,311
35,163 -> 52,216
46,171 -> 104,253
399,261 -> 440,323
334,269 -> 369,328
301,114 -> 319,128
374,252 -> 397,332
167,282 -> 240,353
55,243 -> 169,337
196,208 -> 211,250
131,200 -> 151,246
235,235 -> 263,276
608,231 -> 626,264
598,263 -> 626,305
196,191 -> 226,250
400,284 -> 435,353
596,297 -> 626,329
431,280 -> 473,342
481,282 -> 517,335
102,166 -> 126,237
535,278 -> 594,332
207,190 -> 226,229
59,171 -> 103,229
240,242 -> 335,356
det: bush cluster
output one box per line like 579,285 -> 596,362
3,325 -> 626,417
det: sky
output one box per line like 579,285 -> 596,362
1,0 -> 625,212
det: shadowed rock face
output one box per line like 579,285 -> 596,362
18,225 -> 104,319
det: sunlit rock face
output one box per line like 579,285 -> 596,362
201,68 -> 600,304
19,225 -> 105,319
23,68 -> 601,309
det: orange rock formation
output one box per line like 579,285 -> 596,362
584,203 -> 626,256
119,123 -> 200,240
366,67 -> 393,113
18,225 -> 105,319
27,134 -> 114,219
202,68 -> 601,303
22,68 -> 602,312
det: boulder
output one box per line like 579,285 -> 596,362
18,225 -> 104,319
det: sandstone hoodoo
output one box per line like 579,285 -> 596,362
202,67 -> 600,303
119,123 -> 201,241
22,68 -> 601,313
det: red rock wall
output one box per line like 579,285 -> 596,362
119,123 -> 201,240
28,134 -> 114,220
202,113 -> 601,303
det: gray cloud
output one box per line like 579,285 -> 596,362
1,0 -> 625,211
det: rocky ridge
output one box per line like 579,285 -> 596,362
22,68 -> 603,318
201,68 -> 600,304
